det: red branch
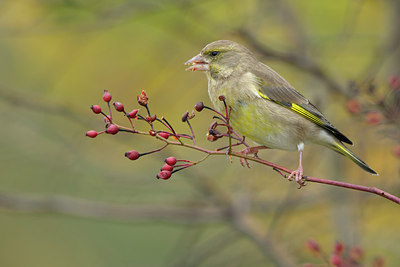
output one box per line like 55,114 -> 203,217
147,138 -> 400,205
305,177 -> 400,204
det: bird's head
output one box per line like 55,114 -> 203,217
185,40 -> 256,79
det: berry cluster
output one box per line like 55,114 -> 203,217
305,239 -> 384,267
86,90 -> 247,180
345,75 -> 400,159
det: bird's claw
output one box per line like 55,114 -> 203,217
239,158 -> 250,168
287,168 -> 305,188
238,147 -> 257,168
237,146 -> 268,168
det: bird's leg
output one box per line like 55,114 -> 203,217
287,149 -> 305,188
238,146 -> 269,168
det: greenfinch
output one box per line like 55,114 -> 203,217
185,40 -> 377,182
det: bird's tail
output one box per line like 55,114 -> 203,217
329,142 -> 378,175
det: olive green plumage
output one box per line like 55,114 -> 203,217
186,40 -> 377,175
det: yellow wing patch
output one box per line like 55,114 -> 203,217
291,103 -> 324,126
257,90 -> 324,126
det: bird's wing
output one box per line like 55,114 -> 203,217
251,66 -> 353,145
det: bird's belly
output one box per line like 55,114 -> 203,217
229,102 -> 306,151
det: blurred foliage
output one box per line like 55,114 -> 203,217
0,0 -> 399,266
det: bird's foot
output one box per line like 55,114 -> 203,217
238,146 -> 268,168
287,167 -> 305,188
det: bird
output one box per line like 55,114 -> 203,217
184,40 -> 377,184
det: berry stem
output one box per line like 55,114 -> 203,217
186,120 -> 196,146
125,115 -> 135,130
140,143 -> 169,156
156,118 -> 173,132
162,117 -> 184,145
107,102 -> 112,121
204,106 -> 227,121
101,112 -> 112,123
144,104 -> 151,117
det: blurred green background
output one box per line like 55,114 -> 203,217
1,0 -> 399,266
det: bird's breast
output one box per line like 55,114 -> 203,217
229,99 -> 308,151
206,75 -> 310,151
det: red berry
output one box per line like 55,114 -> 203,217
346,99 -> 361,114
149,130 -> 156,136
103,90 -> 112,102
334,242 -> 344,254
194,102 -> 204,112
128,109 -> 139,118
86,130 -> 98,138
393,144 -> 400,158
161,164 -> 173,171
330,253 -> 342,266
165,157 -> 177,166
218,95 -> 226,101
113,102 -> 124,112
365,111 -> 382,125
159,132 -> 170,139
125,150 -> 140,160
388,75 -> 400,90
106,124 -> 119,135
90,105 -> 102,114
305,240 -> 320,253
157,171 -> 171,180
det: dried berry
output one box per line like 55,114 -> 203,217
157,171 -> 172,180
218,95 -> 226,101
165,157 -> 177,166
194,102 -> 204,112
103,90 -> 112,102
86,130 -> 98,138
161,164 -> 173,172
127,109 -> 139,118
207,134 -> 217,142
306,240 -> 320,253
181,111 -> 189,122
106,124 -> 119,135
113,102 -> 124,112
125,150 -> 140,160
137,90 -> 148,106
90,105 -> 102,114
146,115 -> 156,122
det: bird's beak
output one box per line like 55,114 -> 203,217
184,54 -> 209,72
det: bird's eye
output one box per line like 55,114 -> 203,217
210,51 -> 220,57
